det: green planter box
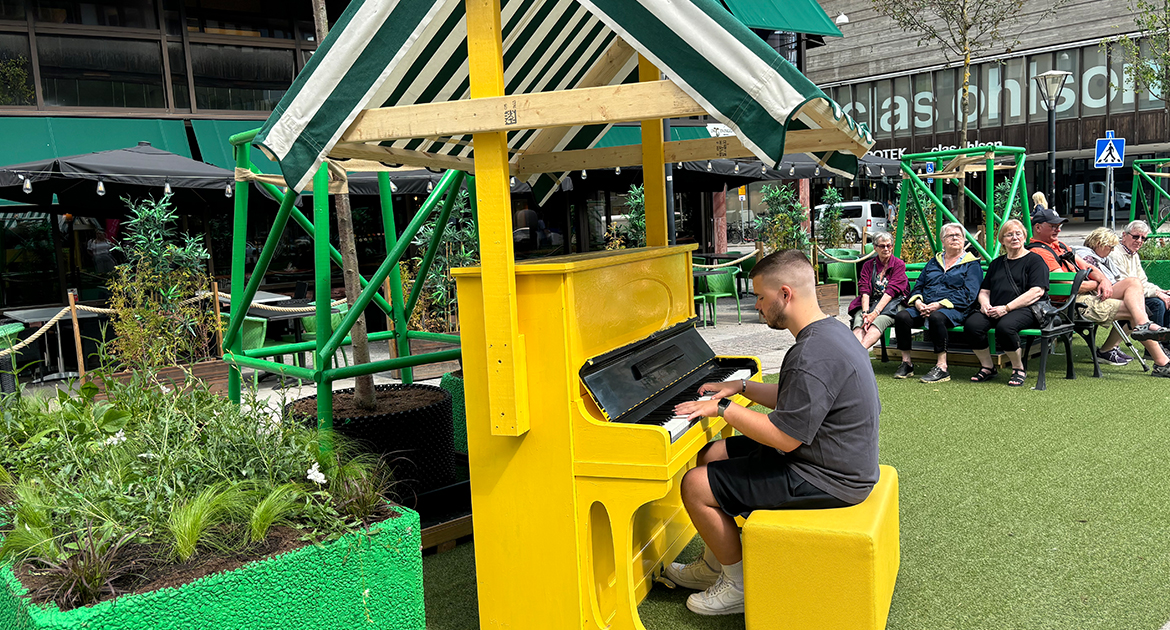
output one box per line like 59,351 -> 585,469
0,509 -> 424,630
1143,260 -> 1170,289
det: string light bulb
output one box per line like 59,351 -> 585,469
814,166 -> 821,176
615,166 -> 621,175
865,166 -> 872,176
761,164 -> 767,175
389,178 -> 398,193
163,180 -> 172,196
706,161 -> 712,172
733,162 -> 740,174
95,180 -> 105,196
580,170 -> 587,180
22,177 -> 31,195
880,166 -> 886,176
224,182 -> 233,198
510,175 -> 517,186
789,164 -> 796,177
427,180 -> 434,192
677,162 -> 683,168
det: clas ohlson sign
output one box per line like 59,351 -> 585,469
828,41 -> 1164,144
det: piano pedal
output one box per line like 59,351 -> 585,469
654,574 -> 677,589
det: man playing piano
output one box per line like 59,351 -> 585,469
667,249 -> 881,616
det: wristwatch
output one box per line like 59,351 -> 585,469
717,398 -> 732,416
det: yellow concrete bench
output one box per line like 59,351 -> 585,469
742,464 -> 900,630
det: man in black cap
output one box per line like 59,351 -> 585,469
1028,206 -> 1170,377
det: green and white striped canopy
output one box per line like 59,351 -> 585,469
255,0 -> 873,203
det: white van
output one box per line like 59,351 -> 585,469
813,200 -> 888,244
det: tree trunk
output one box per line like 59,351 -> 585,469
311,1 -> 375,409
956,51 -> 970,228
336,191 -> 376,408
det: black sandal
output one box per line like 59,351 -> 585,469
1007,369 -> 1027,387
970,366 -> 998,382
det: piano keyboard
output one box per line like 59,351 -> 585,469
634,368 -> 752,441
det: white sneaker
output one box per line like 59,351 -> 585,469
664,556 -> 720,590
686,573 -> 745,616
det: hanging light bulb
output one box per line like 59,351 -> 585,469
510,175 -> 517,186
389,178 -> 398,193
224,182 -> 233,198
789,164 -> 796,177
814,166 -> 821,176
761,164 -> 767,175
95,180 -> 105,196
615,166 -> 621,175
865,166 -> 872,176
677,162 -> 683,168
880,166 -> 886,176
21,176 -> 31,195
164,180 -> 172,196
580,170 -> 587,180
706,161 -> 712,172
733,162 -> 740,174
427,180 -> 434,192
828,177 -> 834,186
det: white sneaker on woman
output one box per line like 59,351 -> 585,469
686,573 -> 745,616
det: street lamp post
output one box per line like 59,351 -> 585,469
1034,70 -> 1072,209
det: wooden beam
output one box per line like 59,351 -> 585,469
340,80 -> 706,143
329,143 -> 480,173
640,55 -> 667,247
795,99 -> 874,158
514,130 -> 864,176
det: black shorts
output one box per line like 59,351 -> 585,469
706,435 -> 850,518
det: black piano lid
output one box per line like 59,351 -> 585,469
580,319 -> 715,422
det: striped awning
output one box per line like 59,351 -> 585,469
255,0 -> 873,203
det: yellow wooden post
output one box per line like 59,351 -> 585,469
466,0 -> 530,436
640,55 -> 668,247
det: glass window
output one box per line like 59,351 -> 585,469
163,0 -> 182,35
980,63 -> 1000,127
187,0 -> 294,39
1139,39 -> 1165,111
913,73 -> 933,130
935,69 -> 955,133
874,79 -> 892,139
1082,45 -> 1107,117
33,0 -> 158,29
0,0 -> 25,21
168,41 -> 189,109
38,36 -> 165,108
1028,53 -> 1053,123
892,76 -> 911,137
1109,41 -> 1135,113
1055,49 -> 1079,120
851,82 -> 874,135
0,34 -> 35,106
1004,57 -> 1025,124
190,43 -> 292,110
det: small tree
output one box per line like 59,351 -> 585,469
899,187 -> 939,264
756,184 -> 811,255
871,0 -> 1068,226
993,179 -> 1026,224
1109,0 -> 1170,102
107,195 -> 216,370
603,184 -> 646,250
411,190 -> 479,332
817,187 -> 846,248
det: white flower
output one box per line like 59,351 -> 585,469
103,430 -> 126,446
306,462 -> 326,485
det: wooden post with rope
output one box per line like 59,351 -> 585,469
212,281 -> 224,356
68,291 -> 84,381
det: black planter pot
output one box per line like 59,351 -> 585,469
288,383 -> 456,494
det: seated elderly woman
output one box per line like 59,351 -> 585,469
963,219 -> 1049,387
848,231 -> 909,349
891,222 -> 984,383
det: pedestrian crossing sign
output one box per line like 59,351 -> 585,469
1095,131 -> 1125,168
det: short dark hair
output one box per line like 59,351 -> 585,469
749,249 -> 813,283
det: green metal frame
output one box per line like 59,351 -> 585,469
223,129 -> 470,432
1130,158 -> 1170,237
893,145 -> 1029,261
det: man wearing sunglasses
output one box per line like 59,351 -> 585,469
1108,220 -> 1170,352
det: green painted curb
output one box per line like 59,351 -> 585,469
0,508 -> 424,630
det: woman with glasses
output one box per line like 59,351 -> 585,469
963,220 -> 1049,387
891,222 -> 983,383
848,232 -> 909,350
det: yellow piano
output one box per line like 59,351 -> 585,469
454,245 -> 761,630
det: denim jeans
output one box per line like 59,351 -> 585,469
1146,296 -> 1170,329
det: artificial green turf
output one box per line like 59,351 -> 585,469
425,345 -> 1170,630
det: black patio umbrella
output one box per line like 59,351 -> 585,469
0,142 -> 237,218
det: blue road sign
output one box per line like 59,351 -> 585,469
1095,130 -> 1125,168
925,161 -> 935,184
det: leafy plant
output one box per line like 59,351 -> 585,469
165,484 -> 248,562
248,483 -> 304,544
1107,1 -> 1170,103
106,194 -> 216,371
27,525 -> 148,611
604,185 -> 647,250
327,453 -> 395,523
817,187 -> 846,248
898,186 -> 939,263
756,184 -> 811,255
411,190 -> 479,332
993,179 -> 1026,224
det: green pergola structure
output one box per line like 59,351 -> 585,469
1130,158 -> 1170,237
220,128 -> 472,428
893,145 -> 1030,260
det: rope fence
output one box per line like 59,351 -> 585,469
0,292 -> 350,359
692,250 -> 759,269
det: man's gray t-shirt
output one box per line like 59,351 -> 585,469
767,317 -> 880,504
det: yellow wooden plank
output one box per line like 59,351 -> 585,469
339,80 -> 706,143
466,0 -> 529,437
640,55 -> 667,248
